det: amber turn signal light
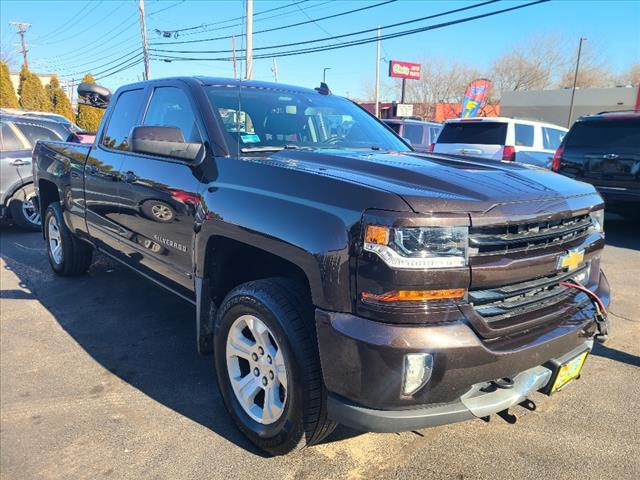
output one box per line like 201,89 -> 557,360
364,225 -> 389,245
362,289 -> 466,303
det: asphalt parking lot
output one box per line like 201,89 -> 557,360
1,215 -> 639,480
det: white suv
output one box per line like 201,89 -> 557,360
432,117 -> 568,169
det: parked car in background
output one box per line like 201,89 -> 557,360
383,118 -> 442,152
0,114 -> 87,230
433,117 -> 568,168
552,111 -> 639,219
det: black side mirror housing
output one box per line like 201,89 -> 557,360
77,83 -> 112,109
130,126 -> 204,162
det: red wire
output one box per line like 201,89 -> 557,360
560,281 -> 607,315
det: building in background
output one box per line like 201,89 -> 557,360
359,101 -> 499,122
9,71 -> 56,91
501,86 -> 639,127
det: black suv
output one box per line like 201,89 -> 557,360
552,111 -> 640,219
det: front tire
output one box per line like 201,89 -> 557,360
214,278 -> 336,455
44,203 -> 93,276
9,185 -> 41,231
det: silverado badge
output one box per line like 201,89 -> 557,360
557,249 -> 585,272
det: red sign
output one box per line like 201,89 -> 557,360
389,60 -> 421,80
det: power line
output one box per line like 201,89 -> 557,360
150,0 -> 548,62
153,0 -> 310,38
31,2 -> 95,43
44,2 -> 128,45
150,0 -> 396,47
151,0 -> 497,54
9,21 -> 31,68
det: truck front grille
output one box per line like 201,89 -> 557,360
468,214 -> 592,256
468,265 -> 589,325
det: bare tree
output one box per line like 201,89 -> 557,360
0,44 -> 18,69
615,63 -> 640,86
405,57 -> 480,118
558,38 -> 613,88
491,35 -> 566,92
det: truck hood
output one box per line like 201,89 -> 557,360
269,149 -> 599,214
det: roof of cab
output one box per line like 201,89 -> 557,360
114,76 -> 321,95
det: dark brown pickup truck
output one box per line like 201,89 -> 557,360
33,77 -> 610,455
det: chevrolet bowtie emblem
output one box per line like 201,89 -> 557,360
557,249 -> 585,272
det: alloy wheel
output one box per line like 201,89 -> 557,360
48,215 -> 63,265
226,314 -> 288,425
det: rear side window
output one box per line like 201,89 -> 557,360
429,126 -> 441,143
403,124 -> 424,145
143,87 -> 201,143
437,122 -> 507,145
385,122 -> 401,134
102,89 -> 145,151
542,127 -> 565,150
515,123 -> 534,147
14,123 -> 62,146
0,123 -> 26,151
566,120 -> 640,149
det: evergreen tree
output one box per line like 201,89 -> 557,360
75,73 -> 104,132
0,61 -> 19,108
46,74 -> 74,121
18,65 -> 52,112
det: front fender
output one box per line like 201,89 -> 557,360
195,189 -> 360,312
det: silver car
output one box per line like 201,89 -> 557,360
0,114 -> 77,230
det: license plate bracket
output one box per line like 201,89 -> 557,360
540,350 -> 589,395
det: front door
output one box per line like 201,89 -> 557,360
116,84 -> 203,295
84,87 -> 147,254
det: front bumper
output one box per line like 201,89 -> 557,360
316,271 -> 610,432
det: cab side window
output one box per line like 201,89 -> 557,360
515,123 -> 534,147
102,89 -> 145,151
143,87 -> 201,143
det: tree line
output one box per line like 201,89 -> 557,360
0,61 -> 104,131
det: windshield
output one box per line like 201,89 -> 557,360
205,85 -> 410,153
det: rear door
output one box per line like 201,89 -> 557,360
433,120 -> 507,159
511,122 -> 542,167
0,122 -> 32,206
85,87 -> 147,254
562,118 -> 640,192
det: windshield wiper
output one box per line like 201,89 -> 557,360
240,146 -> 284,153
240,144 -> 304,153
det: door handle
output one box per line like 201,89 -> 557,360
123,171 -> 138,183
9,158 -> 29,166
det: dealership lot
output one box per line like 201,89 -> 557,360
1,216 -> 638,480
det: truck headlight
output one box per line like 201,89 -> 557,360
589,209 -> 604,233
364,225 -> 468,270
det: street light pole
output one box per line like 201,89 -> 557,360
567,37 -> 586,127
374,26 -> 381,118
323,67 -> 331,84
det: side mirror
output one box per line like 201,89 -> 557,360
130,126 -> 204,162
78,83 -> 111,109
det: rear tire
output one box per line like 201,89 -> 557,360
214,278 -> 336,455
9,185 -> 41,231
44,203 -> 93,276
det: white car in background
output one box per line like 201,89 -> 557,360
432,117 -> 568,169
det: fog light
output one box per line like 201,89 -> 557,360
403,353 -> 434,396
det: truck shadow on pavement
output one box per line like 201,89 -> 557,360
0,226 -> 360,457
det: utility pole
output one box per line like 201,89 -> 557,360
271,58 -> 279,82
9,21 -> 31,68
245,0 -> 253,80
374,26 -> 380,118
232,35 -> 237,79
138,0 -> 151,80
568,37 -> 586,127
